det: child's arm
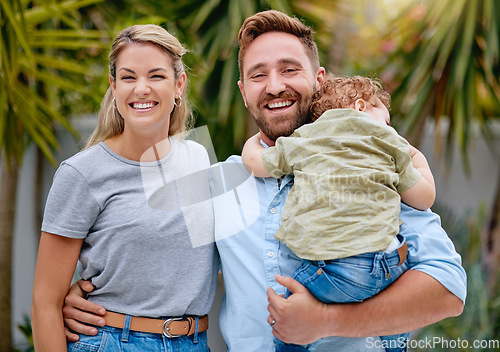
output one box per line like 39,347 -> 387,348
241,133 -> 272,177
400,145 -> 436,210
32,232 -> 83,352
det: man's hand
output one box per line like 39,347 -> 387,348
63,280 -> 106,342
266,274 -> 331,344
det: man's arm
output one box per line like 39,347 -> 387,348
62,280 -> 106,341
268,271 -> 463,344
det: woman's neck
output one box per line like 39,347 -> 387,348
105,131 -> 171,162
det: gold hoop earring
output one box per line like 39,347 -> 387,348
174,96 -> 182,107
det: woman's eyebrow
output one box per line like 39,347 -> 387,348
118,67 -> 167,74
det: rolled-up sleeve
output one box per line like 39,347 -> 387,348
262,139 -> 293,179
400,203 -> 467,303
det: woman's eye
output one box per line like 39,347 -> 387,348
121,75 -> 135,81
151,74 -> 165,80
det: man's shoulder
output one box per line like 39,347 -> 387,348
224,154 -> 243,164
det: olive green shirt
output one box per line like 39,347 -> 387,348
262,109 -> 422,260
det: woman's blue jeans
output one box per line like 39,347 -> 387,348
67,315 -> 210,352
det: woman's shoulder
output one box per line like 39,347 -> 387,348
61,143 -> 106,169
173,138 -> 210,158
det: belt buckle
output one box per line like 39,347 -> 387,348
163,317 -> 183,338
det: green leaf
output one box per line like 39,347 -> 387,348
23,0 -> 104,25
0,0 -> 34,63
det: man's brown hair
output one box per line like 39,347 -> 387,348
309,73 -> 391,121
238,10 -> 320,80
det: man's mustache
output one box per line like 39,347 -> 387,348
258,90 -> 302,108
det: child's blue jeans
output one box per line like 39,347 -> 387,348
275,236 -> 410,352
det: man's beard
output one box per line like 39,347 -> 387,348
253,90 -> 312,142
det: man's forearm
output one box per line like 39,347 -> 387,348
323,270 -> 464,338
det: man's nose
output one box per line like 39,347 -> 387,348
265,71 -> 286,95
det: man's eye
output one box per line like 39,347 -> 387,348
250,73 -> 265,80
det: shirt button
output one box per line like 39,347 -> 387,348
270,208 -> 277,214
268,251 -> 274,258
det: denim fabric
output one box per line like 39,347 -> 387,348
67,325 -> 209,352
276,237 -> 409,352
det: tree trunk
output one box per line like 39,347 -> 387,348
0,156 -> 19,351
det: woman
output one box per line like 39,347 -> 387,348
31,24 -> 218,352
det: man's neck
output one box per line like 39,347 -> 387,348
259,132 -> 275,147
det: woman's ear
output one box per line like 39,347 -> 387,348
109,75 -> 116,96
354,99 -> 366,112
175,72 -> 187,98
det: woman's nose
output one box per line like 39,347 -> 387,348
135,78 -> 151,96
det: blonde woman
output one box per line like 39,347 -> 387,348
32,24 -> 217,352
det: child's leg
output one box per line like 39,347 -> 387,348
277,236 -> 409,351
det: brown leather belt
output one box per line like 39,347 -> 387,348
397,241 -> 408,266
104,311 -> 208,338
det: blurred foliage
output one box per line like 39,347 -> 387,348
376,0 -> 500,170
13,316 -> 34,352
0,0 -> 109,165
411,203 -> 500,351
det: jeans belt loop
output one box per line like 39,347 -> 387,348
121,314 -> 132,342
193,316 -> 199,343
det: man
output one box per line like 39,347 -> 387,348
62,10 -> 466,351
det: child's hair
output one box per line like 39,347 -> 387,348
309,73 -> 391,121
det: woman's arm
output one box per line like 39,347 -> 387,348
268,271 -> 463,344
32,232 -> 83,352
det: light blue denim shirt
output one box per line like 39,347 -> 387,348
213,156 -> 466,352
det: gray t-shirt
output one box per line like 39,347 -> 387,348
42,138 -> 218,317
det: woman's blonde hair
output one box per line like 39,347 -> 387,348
85,24 -> 193,149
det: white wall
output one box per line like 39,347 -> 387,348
10,117 -> 500,350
